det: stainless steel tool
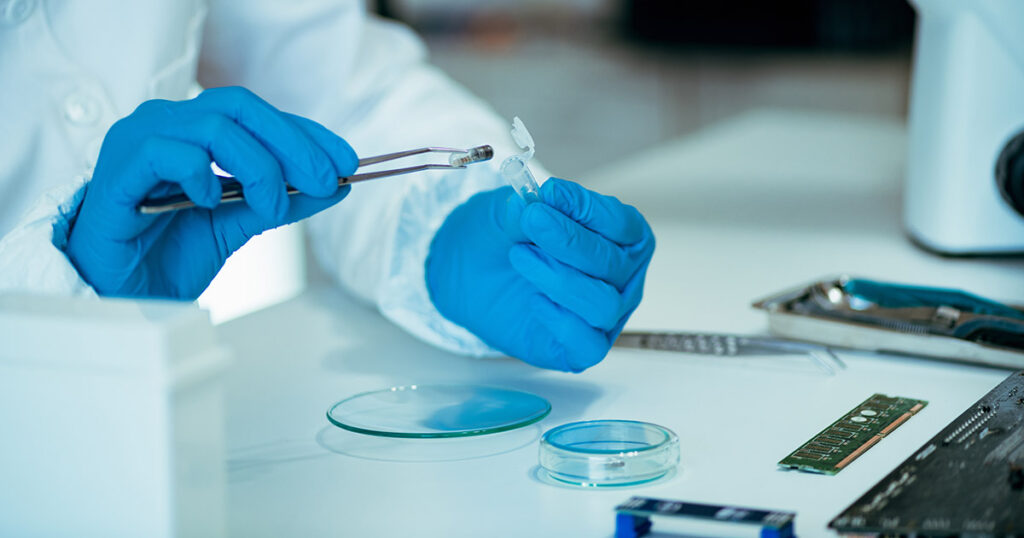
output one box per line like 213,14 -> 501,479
754,275 -> 1024,369
138,145 -> 494,214
614,331 -> 845,375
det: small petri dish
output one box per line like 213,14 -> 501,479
539,420 -> 680,487
327,384 -> 551,438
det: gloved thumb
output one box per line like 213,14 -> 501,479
210,187 -> 350,259
501,187 -> 531,243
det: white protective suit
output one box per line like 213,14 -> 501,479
0,0 -> 533,355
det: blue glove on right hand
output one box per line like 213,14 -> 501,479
427,178 -> 655,372
66,86 -> 357,299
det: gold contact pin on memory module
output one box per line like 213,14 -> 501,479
779,393 -> 927,475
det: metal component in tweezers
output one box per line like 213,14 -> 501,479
614,331 -> 846,375
138,145 -> 494,214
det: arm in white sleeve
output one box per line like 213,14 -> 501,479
0,177 -> 96,297
198,1 -> 548,355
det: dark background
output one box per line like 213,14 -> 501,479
370,0 -> 915,178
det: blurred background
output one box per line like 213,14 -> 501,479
373,0 -> 914,179
203,0 -> 920,322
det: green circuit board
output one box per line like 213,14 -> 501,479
779,393 -> 927,475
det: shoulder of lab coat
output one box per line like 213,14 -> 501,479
0,177 -> 97,298
198,3 -> 530,356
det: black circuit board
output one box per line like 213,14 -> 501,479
830,371 -> 1024,537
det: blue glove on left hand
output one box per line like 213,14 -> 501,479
427,178 -> 655,372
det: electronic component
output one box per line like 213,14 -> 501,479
830,370 -> 1024,537
779,394 -> 927,475
614,496 -> 796,538
448,145 -> 493,167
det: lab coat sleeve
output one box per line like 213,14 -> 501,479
198,1 -> 549,356
0,177 -> 97,297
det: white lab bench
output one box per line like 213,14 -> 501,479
219,109 -> 1024,537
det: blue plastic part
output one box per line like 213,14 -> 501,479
843,278 -> 1024,320
615,514 -> 652,538
615,496 -> 796,538
761,522 -> 796,538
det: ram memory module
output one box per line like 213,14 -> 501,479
779,393 -> 927,475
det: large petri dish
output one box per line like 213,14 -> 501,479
326,384 -> 551,438
539,420 -> 680,487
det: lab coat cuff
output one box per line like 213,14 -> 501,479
377,167 -> 505,358
0,176 -> 97,297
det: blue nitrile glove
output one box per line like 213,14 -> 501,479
66,87 -> 357,299
426,178 -> 655,372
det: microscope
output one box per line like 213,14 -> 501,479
904,0 -> 1024,254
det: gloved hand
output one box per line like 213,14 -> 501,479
427,178 -> 655,372
66,86 -> 357,299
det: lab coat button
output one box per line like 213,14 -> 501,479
0,0 -> 35,26
64,92 -> 101,126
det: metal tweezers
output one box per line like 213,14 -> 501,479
138,145 -> 494,214
614,331 -> 846,375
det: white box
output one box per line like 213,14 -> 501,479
0,294 -> 231,538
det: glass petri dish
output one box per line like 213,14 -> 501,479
539,420 -> 680,487
326,384 -> 551,438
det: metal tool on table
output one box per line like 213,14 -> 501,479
138,145 -> 494,214
754,275 -> 1024,369
614,331 -> 845,375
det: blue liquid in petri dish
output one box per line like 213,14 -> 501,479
327,384 -> 551,438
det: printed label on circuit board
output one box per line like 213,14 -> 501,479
778,393 -> 927,475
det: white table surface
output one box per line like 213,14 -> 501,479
219,109 -> 1024,537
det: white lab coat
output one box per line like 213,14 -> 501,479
0,0 -> 528,355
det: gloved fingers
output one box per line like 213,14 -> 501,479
539,178 -> 650,246
519,325 -> 572,372
178,87 -> 340,198
160,111 -> 289,221
520,202 -> 639,290
284,113 -> 360,177
90,137 -> 221,241
528,294 -> 611,372
607,261 -> 651,340
209,186 -> 351,257
124,137 -> 222,209
138,208 -> 178,243
509,243 -> 624,331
